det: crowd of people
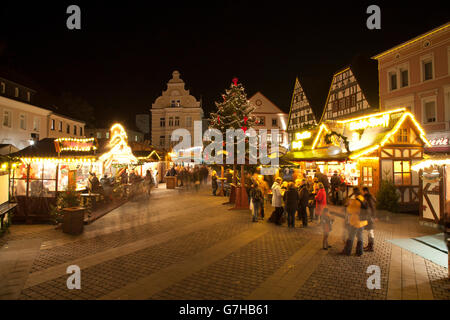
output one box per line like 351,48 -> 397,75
166,164 -> 209,191
211,168 -> 378,256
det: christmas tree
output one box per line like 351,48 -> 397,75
209,78 -> 256,133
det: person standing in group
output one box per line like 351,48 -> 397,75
298,179 -> 310,227
341,187 -> 368,256
193,167 -> 201,192
362,187 -> 377,252
330,171 -> 341,205
315,182 -> 327,222
283,182 -> 299,228
258,176 -> 269,220
269,177 -> 284,225
211,170 -> 218,196
250,182 -> 263,223
315,169 -> 330,201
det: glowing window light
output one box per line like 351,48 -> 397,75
312,124 -> 330,150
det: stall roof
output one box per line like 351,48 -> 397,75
284,108 -> 431,162
10,138 -> 101,159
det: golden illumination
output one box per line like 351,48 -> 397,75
336,108 -> 405,124
349,145 -> 380,160
348,114 -> 390,131
373,23 -> 450,59
412,158 -> 450,171
99,123 -> 138,168
292,140 -> 303,150
312,124 -> 330,150
379,112 -> 430,147
295,131 -> 312,140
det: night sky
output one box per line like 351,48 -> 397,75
0,1 -> 449,128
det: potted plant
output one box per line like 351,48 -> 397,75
52,186 -> 85,235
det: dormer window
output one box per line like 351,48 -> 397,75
15,87 -> 19,97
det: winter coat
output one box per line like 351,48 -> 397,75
315,188 -> 327,216
212,175 -> 218,188
298,185 -> 310,207
271,182 -> 283,208
347,194 -> 369,229
283,187 -> 299,211
330,174 -> 341,189
250,187 -> 263,204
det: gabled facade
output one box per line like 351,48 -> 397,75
151,71 -> 204,150
248,92 -> 288,147
286,108 -> 430,211
373,22 -> 450,154
287,78 -> 317,132
320,56 -> 379,122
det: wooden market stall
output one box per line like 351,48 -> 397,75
283,108 -> 430,212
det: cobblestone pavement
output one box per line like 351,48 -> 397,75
0,185 -> 448,300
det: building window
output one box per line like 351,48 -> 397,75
175,116 -> 180,126
272,118 -> 277,126
362,166 -> 373,187
186,116 -> 192,127
169,117 -> 174,126
59,121 -> 63,132
394,160 -> 411,185
135,135 -> 138,142
79,126 -> 83,136
278,134 -> 283,143
3,110 -> 11,128
51,119 -> 55,130
424,100 -> 436,123
159,135 -> 165,147
0,82 -> 5,94
258,117 -> 265,126
351,94 -> 356,107
19,114 -> 26,130
400,69 -> 409,87
73,126 -> 77,135
389,72 -> 397,91
14,87 -> 19,97
105,132 -> 110,139
66,124 -> 70,134
96,132 -> 102,138
423,60 -> 433,81
396,128 -> 408,143
160,117 -> 165,127
33,117 -> 40,132
26,91 -> 31,102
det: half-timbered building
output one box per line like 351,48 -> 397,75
284,108 -> 430,212
320,55 -> 379,122
287,76 -> 329,143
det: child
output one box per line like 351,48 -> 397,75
321,207 -> 334,250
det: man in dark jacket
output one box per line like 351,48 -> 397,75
362,187 -> 377,252
283,182 -> 299,228
330,171 -> 341,204
298,180 -> 310,227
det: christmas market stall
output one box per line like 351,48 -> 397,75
9,137 -> 100,223
283,108 -> 431,212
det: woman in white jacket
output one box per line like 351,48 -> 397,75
269,178 -> 284,225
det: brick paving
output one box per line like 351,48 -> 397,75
0,185 -> 448,300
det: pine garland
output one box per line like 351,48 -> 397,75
325,131 -> 350,153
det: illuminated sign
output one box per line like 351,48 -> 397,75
348,114 -> 390,131
54,138 -> 97,152
295,131 -> 312,140
429,137 -> 449,146
292,131 -> 311,150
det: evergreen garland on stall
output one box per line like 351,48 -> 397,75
324,131 -> 350,153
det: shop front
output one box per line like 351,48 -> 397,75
284,108 -> 430,212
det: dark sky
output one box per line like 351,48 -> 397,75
0,1 -> 449,128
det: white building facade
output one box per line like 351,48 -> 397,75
249,92 -> 289,148
151,71 -> 204,150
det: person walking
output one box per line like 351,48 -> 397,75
250,182 -> 263,222
144,170 -> 153,197
315,182 -> 327,222
211,170 -> 218,196
363,187 -> 377,252
321,207 -> 334,250
298,179 -> 310,227
341,187 -> 369,256
283,182 -> 299,228
269,177 -> 283,225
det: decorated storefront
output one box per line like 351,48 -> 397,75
9,123 -> 162,223
284,108 -> 430,212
